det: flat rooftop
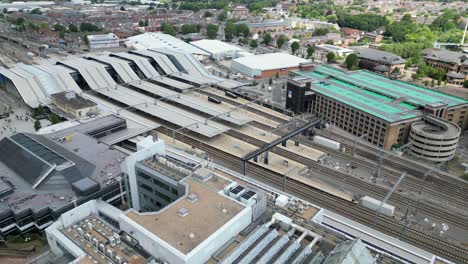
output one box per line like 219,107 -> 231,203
293,66 -> 468,123
62,215 -> 147,264
139,156 -> 191,182
232,53 -> 308,71
125,177 -> 245,254
0,131 -> 126,214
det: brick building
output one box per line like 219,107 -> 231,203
287,66 -> 468,149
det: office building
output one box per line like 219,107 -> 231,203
351,47 -> 406,76
288,66 -> 467,149
313,45 -> 355,62
51,91 -> 97,118
235,20 -> 291,34
422,48 -> 468,85
87,33 -> 120,50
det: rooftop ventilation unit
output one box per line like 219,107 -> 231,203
109,236 -> 116,247
99,243 -> 106,253
187,193 -> 198,203
115,255 -> 123,264
114,234 -> 121,244
178,208 -> 189,217
92,237 -> 99,247
229,185 -> 245,199
106,249 -> 113,259
240,190 -> 257,206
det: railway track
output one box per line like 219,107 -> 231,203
314,130 -> 468,203
156,126 -> 468,263
225,129 -> 468,230
247,119 -> 468,212
298,139 -> 468,211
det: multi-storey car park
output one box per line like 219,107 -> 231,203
287,65 -> 468,149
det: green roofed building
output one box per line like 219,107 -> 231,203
287,65 -> 468,149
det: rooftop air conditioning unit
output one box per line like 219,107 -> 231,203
229,185 -> 245,199
114,234 -> 121,244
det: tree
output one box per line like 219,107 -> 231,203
218,10 -> 227,21
120,6 -> 126,11
275,72 -> 279,79
53,23 -> 66,32
269,77 -> 273,86
138,20 -> 144,27
290,41 -> 300,55
392,67 -> 401,74
463,80 -> 468,88
49,113 -> 61,124
34,120 -> 41,131
69,23 -> 78,32
306,46 -> 315,59
431,79 -> 435,88
80,22 -> 101,32
250,39 -> 258,49
206,24 -> 218,39
234,23 -> 249,37
181,24 -> 197,34
204,11 -> 213,17
345,53 -> 358,70
27,22 -> 39,31
238,38 -> 249,45
437,78 -> 441,86
424,80 -> 429,87
15,17 -> 25,25
30,8 -> 42,15
263,33 -> 272,45
39,22 -> 48,29
161,23 -> 176,36
276,34 -> 288,49
326,52 -> 336,63
314,28 -> 329,36
224,21 -> 235,41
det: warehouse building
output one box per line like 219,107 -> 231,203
231,53 -> 309,78
288,66 -> 468,149
190,39 -> 250,61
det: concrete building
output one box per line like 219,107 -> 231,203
190,39 -> 248,61
351,47 -> 406,76
231,4 -> 249,19
409,116 -> 461,162
289,18 -> 339,30
51,91 -> 97,118
422,48 -> 468,85
235,20 -> 291,34
46,137 -> 263,264
231,53 -> 309,78
87,33 -> 120,50
0,120 -> 128,237
313,45 -> 355,62
289,66 -> 468,149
